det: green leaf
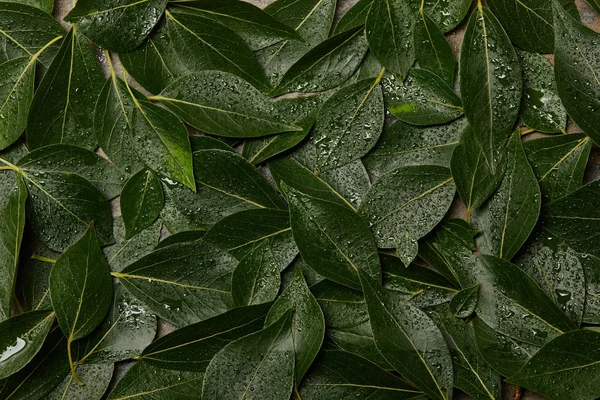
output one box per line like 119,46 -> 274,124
449,284 -> 479,318
201,310 -> 295,400
17,251 -> 54,312
421,0 -> 471,32
65,0 -> 167,52
9,0 -> 53,13
103,216 -> 161,272
553,0 -> 600,145
359,270 -> 453,400
108,360 -> 203,399
18,144 -> 126,199
0,176 -> 26,321
472,131 -> 541,260
579,254 -> 600,324
450,124 -> 506,213
265,268 -> 324,386
517,49 -> 567,134
45,363 -> 114,400
428,306 -> 502,400
121,168 -> 164,239
508,329 -> 600,400
232,240 -> 280,307
334,0 -> 373,34
273,26 -> 368,95
27,29 -> 104,151
156,230 -> 204,249
382,68 -> 462,125
365,0 -> 416,79
359,165 -> 455,249
364,118 -> 466,179
139,303 -> 271,371
153,71 -> 300,138
459,4 -> 522,172
114,241 -> 237,327
256,0 -> 336,87
299,350 -> 424,399
0,142 -> 28,210
313,76 -> 384,171
283,183 -> 381,290
49,224 -> 113,383
472,317 -> 539,377
414,13 -> 455,85
523,134 -> 591,203
0,310 -> 54,379
171,0 -> 304,51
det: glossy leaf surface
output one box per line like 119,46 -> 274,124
414,12 -> 455,85
232,240 -> 280,307
121,168 -> 164,239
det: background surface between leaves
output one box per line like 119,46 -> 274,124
46,0 -> 600,398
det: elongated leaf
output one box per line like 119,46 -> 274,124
299,350 -> 424,399
6,0 -> 53,14
553,0 -> 600,145
232,241 -> 280,307
360,270 -> 453,400
283,183 -> 381,290
154,71 -> 300,138
421,0 -> 471,32
171,0 -> 303,50
508,330 -> 600,400
156,230 -> 204,249
518,49 -> 567,134
460,4 -> 522,172
103,216 -> 161,272
45,363 -> 113,400
121,168 -> 164,239
0,310 -> 54,379
273,26 -> 368,95
414,13 -> 455,84
0,176 -> 26,321
17,251 -> 54,312
364,118 -> 466,179
115,241 -> 237,327
472,132 -> 540,260
382,68 -> 462,125
587,0 -> 600,13
265,268 -> 324,387
65,0 -> 167,52
451,124 -> 506,213
580,254 -> 600,324
108,360 -> 203,399
366,0 -> 416,79
27,29 -> 104,150
139,303 -> 271,371
334,0 -> 374,34
202,310 -> 295,400
0,142 -> 28,210
313,76 -> 384,171
359,165 -> 455,251
449,284 -> 479,318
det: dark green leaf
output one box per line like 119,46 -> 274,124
523,133 -> 591,203
382,68 -> 462,125
580,254 -> 600,324
45,363 -> 113,399
115,241 -> 237,326
459,4 -> 522,172
299,350 -> 424,399
283,183 -> 381,290
363,118 -> 466,179
103,216 -> 162,272
273,26 -> 368,95
472,131 -> 541,260
0,176 -> 26,320
0,310 -> 54,379
421,0 -> 471,32
365,0 -> 416,79
154,71 -> 300,138
449,284 -> 479,318
313,76 -> 384,171
156,230 -> 204,249
65,0 -> 167,52
265,268 -> 324,386
334,0 -> 373,34
414,13 -> 455,85
27,29 -> 104,150
17,252 -> 54,312
190,135 -> 237,153
508,329 -> 600,400
518,49 -> 567,134
10,0 -> 53,13
201,310 -> 295,400
139,303 -> 271,371
121,168 -> 164,239
232,240 -> 280,307
0,142 -> 28,210
360,270 -> 453,400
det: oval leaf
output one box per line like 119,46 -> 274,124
121,168 -> 164,239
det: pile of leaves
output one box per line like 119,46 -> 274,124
2,0 -> 600,398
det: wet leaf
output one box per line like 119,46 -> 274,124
579,255 -> 600,324
45,363 -> 114,400
17,252 -> 54,312
114,241 -> 237,327
414,12 -> 455,85
121,168 -> 164,239
65,0 -> 167,52
103,216 -> 161,272
421,0 -> 471,32
382,68 -> 462,125
232,240 -> 280,307
10,0 -> 53,13
201,310 -> 295,400
0,310 -> 54,379
449,284 -> 479,318
334,0 -> 373,34
459,3 -> 522,173
155,230 -> 204,249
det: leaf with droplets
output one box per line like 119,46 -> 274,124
103,216 -> 161,272
449,284 -> 479,318
421,0 -> 471,32
65,0 -> 168,52
156,230 -> 205,249
579,254 -> 600,324
414,13 -> 455,85
9,0 -> 53,14
334,0 -> 373,34
45,364 -> 113,400
232,240 -> 280,307
121,168 -> 164,239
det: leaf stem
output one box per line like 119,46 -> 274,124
31,35 -> 63,61
67,338 -> 83,386
294,385 -> 303,400
373,66 -> 386,86
520,129 -> 534,136
31,254 -> 57,263
0,157 -> 22,174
